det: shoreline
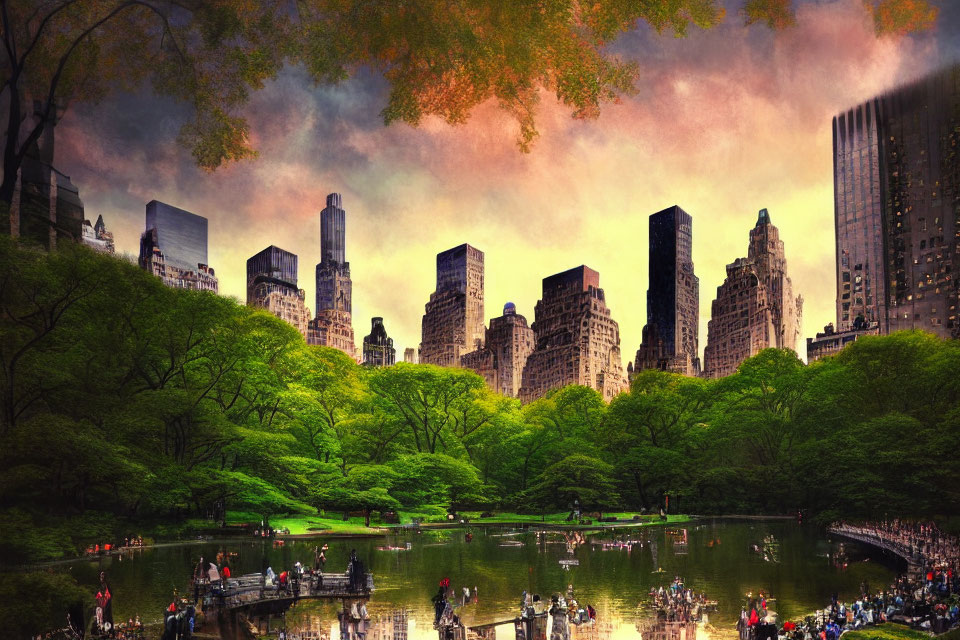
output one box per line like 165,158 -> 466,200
6,513 -> 809,570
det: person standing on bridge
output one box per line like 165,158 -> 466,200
433,586 -> 447,624
348,549 -> 366,592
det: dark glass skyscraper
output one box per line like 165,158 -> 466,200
139,200 -> 217,293
315,193 -> 352,316
247,245 -> 299,302
309,193 -> 356,359
633,205 -> 700,377
833,64 -> 960,338
144,200 -> 209,272
320,192 -> 346,265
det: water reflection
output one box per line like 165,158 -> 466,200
59,522 -> 898,638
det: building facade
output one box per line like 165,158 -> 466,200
309,193 -> 356,359
403,348 -> 418,364
419,244 -> 485,367
460,302 -> 536,397
806,318 -> 880,363
833,64 -> 960,338
363,317 -> 396,366
246,245 -> 311,337
80,215 -> 115,254
138,201 -> 218,293
7,120 -> 85,249
519,266 -> 627,403
703,209 -> 803,378
633,205 -> 700,378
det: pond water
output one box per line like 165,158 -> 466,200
62,520 -> 900,638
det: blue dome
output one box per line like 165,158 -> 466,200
503,301 -> 517,315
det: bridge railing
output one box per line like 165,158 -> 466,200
197,571 -> 374,610
827,526 -> 922,567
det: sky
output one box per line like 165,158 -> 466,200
55,0 -> 960,364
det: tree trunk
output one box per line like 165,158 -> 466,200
633,471 -> 651,511
1,76 -> 23,213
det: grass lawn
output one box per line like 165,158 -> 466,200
841,624 -> 934,640
223,511 -> 692,535
272,515 -> 388,535
397,511 -> 693,527
224,512 -> 386,536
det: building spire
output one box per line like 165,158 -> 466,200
756,208 -> 771,226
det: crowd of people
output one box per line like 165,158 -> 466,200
832,520 -> 960,576
83,536 -> 145,557
647,578 -> 714,623
737,520 -> 960,640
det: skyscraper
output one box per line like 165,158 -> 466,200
7,118 -> 84,249
834,64 -> 960,338
633,205 -> 700,378
363,317 -> 396,366
419,244 -> 485,367
461,302 -> 536,397
403,348 -> 418,364
308,193 -> 356,359
519,266 -> 627,402
703,209 -> 803,378
138,200 -> 218,293
247,245 -> 311,337
145,201 -> 208,272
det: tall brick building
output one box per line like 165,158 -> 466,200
833,64 -> 960,338
419,244 -> 485,367
461,302 -> 535,397
519,266 -> 627,402
633,205 -> 700,378
247,245 -> 311,338
308,193 -> 356,359
703,209 -> 803,378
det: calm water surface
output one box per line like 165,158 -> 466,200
61,521 -> 899,638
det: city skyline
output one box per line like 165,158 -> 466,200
49,0 -> 960,363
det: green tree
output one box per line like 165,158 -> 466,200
527,454 -> 619,512
605,371 -> 709,510
368,364 -> 486,454
389,453 -> 488,513
0,571 -> 90,638
280,344 -> 366,471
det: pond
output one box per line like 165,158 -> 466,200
62,520 -> 900,639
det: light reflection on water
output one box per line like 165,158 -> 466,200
63,521 -> 898,636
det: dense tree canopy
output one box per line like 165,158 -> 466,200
1,239 -> 959,566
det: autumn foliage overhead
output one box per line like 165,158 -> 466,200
0,0 -> 943,201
